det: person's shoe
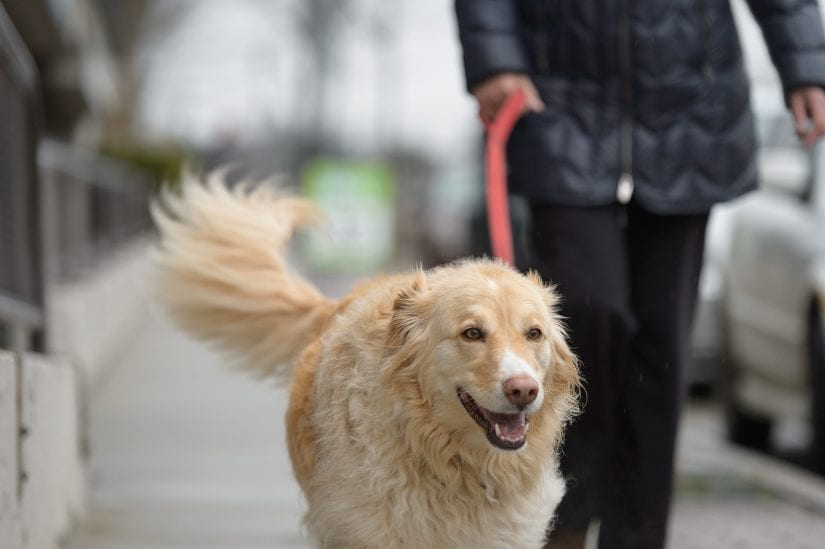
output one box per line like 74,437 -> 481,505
545,529 -> 587,549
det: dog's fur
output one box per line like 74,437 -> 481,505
153,174 -> 580,548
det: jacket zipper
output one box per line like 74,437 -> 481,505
535,0 -> 551,73
698,0 -> 715,81
617,0 -> 634,204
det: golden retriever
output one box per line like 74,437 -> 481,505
152,173 -> 580,548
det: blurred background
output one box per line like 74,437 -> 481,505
1,1 -> 825,548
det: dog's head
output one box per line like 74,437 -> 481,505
385,260 -> 579,454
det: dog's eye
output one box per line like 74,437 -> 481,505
526,327 -> 543,341
461,327 -> 485,342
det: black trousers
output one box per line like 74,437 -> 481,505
529,202 -> 708,549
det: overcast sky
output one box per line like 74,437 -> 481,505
134,0 -> 799,164
135,0 -> 479,166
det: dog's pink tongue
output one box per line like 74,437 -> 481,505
490,412 -> 527,439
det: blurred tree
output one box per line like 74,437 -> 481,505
293,0 -> 351,149
255,0 -> 399,154
93,0 -> 188,144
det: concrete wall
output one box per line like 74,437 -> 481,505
0,352 -> 84,549
0,236 -> 153,549
0,353 -> 20,548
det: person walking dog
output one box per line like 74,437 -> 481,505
455,1 -> 825,547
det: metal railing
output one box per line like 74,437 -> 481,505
0,3 -> 43,351
38,140 -> 152,282
1,138 -> 153,352
0,5 -> 152,352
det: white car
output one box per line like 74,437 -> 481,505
721,115 -> 825,473
689,203 -> 736,391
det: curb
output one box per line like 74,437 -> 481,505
678,404 -> 825,513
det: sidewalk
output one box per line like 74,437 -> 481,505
62,284 -> 825,549
670,404 -> 825,548
61,305 -> 305,549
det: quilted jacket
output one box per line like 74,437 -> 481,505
455,0 -> 825,213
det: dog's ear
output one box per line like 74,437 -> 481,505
528,269 -> 581,419
386,270 -> 429,351
547,323 -> 581,419
527,269 -> 561,310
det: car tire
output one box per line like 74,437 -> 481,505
808,306 -> 825,474
726,405 -> 772,451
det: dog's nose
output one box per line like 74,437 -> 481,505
503,375 -> 539,407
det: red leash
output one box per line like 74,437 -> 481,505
483,89 -> 526,266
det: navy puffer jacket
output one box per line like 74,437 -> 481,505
455,0 -> 825,214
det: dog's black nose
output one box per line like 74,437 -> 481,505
503,375 -> 538,407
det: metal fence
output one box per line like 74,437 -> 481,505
0,5 -> 43,351
0,140 -> 154,352
38,141 -> 152,282
0,7 -> 152,352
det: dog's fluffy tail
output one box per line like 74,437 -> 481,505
152,172 -> 337,379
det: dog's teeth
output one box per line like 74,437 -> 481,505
494,423 -> 501,438
524,423 -> 530,433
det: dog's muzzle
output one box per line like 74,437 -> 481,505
457,388 -> 528,450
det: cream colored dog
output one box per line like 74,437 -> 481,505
153,174 -> 580,548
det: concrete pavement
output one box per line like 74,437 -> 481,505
670,404 -> 825,548
62,283 -> 825,548
61,304 -> 305,549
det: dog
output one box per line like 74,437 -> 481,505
152,173 -> 580,548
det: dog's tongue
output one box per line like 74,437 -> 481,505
486,411 -> 528,439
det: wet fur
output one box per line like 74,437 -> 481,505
153,174 -> 580,548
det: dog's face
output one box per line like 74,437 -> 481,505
387,261 -> 578,453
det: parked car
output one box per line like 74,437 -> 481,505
688,203 -> 737,391
721,114 -> 825,473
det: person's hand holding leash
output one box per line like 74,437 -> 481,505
472,72 -> 545,124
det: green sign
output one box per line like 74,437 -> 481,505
301,158 -> 395,273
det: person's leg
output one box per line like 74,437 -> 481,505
528,203 -> 635,547
598,203 -> 708,549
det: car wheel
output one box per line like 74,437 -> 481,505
808,306 -> 825,474
727,405 -> 772,451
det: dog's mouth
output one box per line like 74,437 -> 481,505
457,388 -> 528,450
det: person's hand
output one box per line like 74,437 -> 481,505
789,86 -> 825,147
471,72 -> 545,124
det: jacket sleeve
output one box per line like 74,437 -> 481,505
454,0 -> 531,91
747,0 -> 825,94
